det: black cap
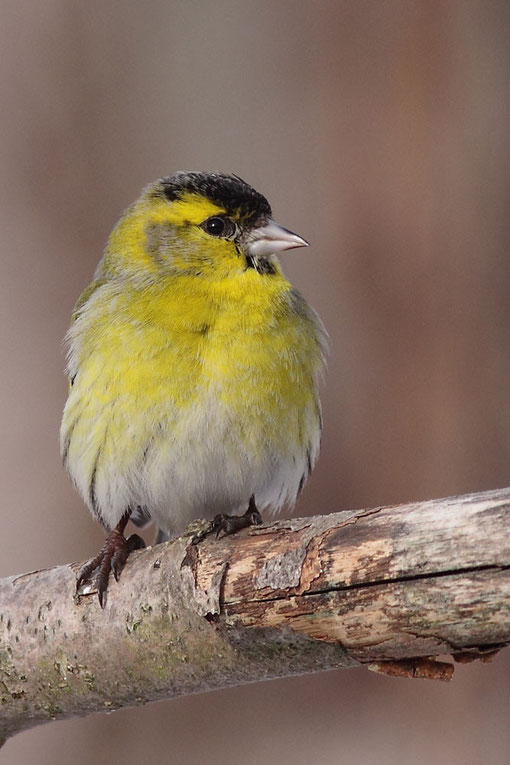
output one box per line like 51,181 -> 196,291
159,171 -> 272,223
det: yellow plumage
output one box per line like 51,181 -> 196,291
61,172 -> 326,602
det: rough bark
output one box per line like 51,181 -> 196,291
1,487 -> 510,744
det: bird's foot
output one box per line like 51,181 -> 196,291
185,497 -> 263,545
76,520 -> 145,607
184,496 -> 262,545
211,495 -> 263,539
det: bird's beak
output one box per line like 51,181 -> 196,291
245,219 -> 309,258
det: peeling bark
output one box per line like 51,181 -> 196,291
1,487 -> 510,743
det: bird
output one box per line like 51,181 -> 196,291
60,171 -> 327,606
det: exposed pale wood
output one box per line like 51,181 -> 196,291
1,487 -> 509,744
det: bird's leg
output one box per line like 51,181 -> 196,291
210,495 -> 263,538
76,510 -> 145,607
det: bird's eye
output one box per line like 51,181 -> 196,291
200,216 -> 236,238
204,217 -> 225,236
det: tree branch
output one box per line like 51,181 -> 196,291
1,487 -> 510,744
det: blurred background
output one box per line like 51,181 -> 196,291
1,1 -> 510,763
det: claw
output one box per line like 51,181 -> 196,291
76,515 -> 145,606
211,496 -> 263,538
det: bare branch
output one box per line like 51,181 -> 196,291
1,487 -> 510,744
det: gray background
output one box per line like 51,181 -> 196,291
1,1 -> 509,763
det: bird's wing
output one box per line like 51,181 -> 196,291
71,278 -> 107,323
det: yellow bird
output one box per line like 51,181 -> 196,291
61,172 -> 327,605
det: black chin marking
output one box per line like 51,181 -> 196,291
245,255 -> 276,275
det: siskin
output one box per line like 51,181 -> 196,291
61,172 -> 327,605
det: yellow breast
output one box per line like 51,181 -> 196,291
61,267 -> 324,524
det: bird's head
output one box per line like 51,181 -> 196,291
103,172 -> 308,280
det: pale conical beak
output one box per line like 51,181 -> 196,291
245,219 -> 309,258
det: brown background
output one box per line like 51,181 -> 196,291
1,1 -> 510,763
